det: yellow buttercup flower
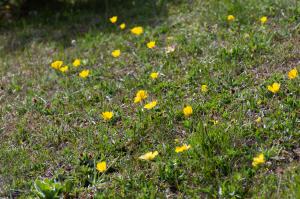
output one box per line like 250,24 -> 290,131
252,153 -> 265,167
175,144 -> 191,153
134,96 -> 142,103
144,101 -> 157,110
139,151 -> 158,161
150,72 -> 159,79
147,41 -> 156,49
120,23 -> 126,30
183,105 -> 193,117
102,111 -> 113,121
255,117 -> 262,123
109,16 -> 117,23
267,82 -> 280,94
227,15 -> 235,22
73,59 -> 81,67
201,84 -> 208,92
288,68 -> 298,79
51,60 -> 63,69
96,161 -> 107,172
59,65 -> 68,73
79,69 -> 90,78
260,16 -> 267,24
130,26 -> 143,35
112,49 -> 121,58
134,90 -> 148,103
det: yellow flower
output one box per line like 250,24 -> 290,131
73,59 -> 81,67
260,16 -> 267,24
147,41 -> 156,49
112,49 -> 121,58
130,26 -> 143,35
96,161 -> 107,172
102,111 -> 113,121
288,68 -> 298,79
59,65 -> 68,73
79,69 -> 90,78
150,72 -> 159,79
211,120 -> 219,125
201,84 -> 208,92
255,117 -> 262,123
227,15 -> 235,22
267,82 -> 280,94
134,90 -> 148,103
51,60 -> 63,69
183,105 -> 193,117
120,23 -> 126,30
109,16 -> 117,23
144,101 -> 157,110
252,153 -> 265,167
134,96 -> 142,103
139,151 -> 158,161
175,144 -> 191,153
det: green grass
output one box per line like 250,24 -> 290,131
0,0 -> 299,198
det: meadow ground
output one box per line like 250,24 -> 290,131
0,0 -> 299,198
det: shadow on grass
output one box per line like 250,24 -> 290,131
0,0 -> 168,54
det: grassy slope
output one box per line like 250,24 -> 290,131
0,0 -> 299,198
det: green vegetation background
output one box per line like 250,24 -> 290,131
0,0 -> 299,198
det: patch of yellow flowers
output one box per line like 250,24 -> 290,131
51,59 -> 93,78
227,14 -> 268,25
266,68 -> 298,94
51,60 -> 68,72
50,15 -> 299,173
